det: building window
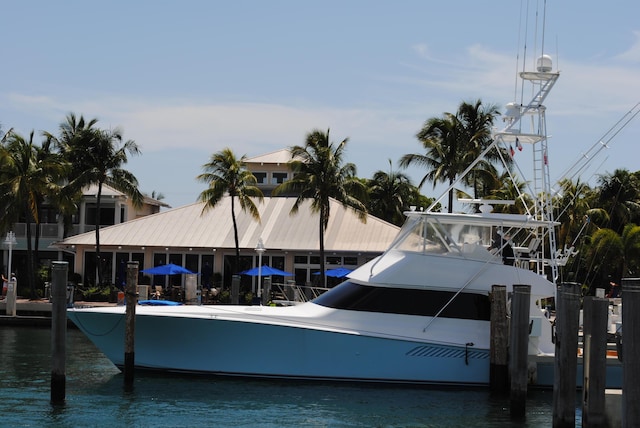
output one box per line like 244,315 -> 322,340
326,256 -> 342,266
254,172 -> 267,184
343,256 -> 358,266
85,204 -> 115,226
271,172 -> 288,184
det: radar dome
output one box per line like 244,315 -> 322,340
537,55 -> 552,72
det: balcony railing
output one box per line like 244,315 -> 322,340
12,222 -> 97,239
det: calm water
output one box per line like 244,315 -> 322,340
0,326 -> 576,427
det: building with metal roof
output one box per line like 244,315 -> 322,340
55,196 -> 399,290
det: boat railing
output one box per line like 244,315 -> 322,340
270,282 -> 330,305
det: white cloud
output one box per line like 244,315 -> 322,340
615,30 -> 640,63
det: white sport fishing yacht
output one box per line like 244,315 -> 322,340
68,55 -> 570,386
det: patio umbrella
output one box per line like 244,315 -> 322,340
239,265 -> 293,277
141,263 -> 195,275
313,267 -> 353,278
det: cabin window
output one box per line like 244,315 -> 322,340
313,281 -> 491,321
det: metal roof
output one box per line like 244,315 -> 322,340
56,197 -> 399,252
244,149 -> 294,165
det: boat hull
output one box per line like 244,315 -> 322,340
68,307 -> 490,386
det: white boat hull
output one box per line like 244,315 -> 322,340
68,304 -> 492,386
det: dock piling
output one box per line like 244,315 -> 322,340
510,284 -> 531,419
581,295 -> 608,427
124,261 -> 139,388
552,282 -> 581,428
490,285 -> 508,393
622,278 -> 640,427
231,275 -> 240,304
50,261 -> 68,405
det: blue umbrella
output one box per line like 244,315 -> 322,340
141,263 -> 195,275
313,267 -> 353,278
240,265 -> 293,277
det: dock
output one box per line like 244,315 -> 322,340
0,298 -> 115,327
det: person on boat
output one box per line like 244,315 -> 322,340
502,237 -> 515,265
607,281 -> 620,298
489,231 -> 515,265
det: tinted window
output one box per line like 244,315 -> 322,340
313,281 -> 490,321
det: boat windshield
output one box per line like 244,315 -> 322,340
390,213 -> 495,261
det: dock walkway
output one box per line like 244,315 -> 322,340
0,298 -> 115,326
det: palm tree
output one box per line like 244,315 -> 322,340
56,120 -> 143,287
273,129 -> 367,283
554,178 -> 595,250
457,100 -> 503,198
487,172 -> 532,215
584,223 -> 640,293
44,113 -> 100,238
595,169 -> 640,234
400,112 -> 461,213
621,223 -> 640,277
367,159 -> 414,226
0,131 -> 66,297
196,148 -> 264,276
400,100 -> 501,213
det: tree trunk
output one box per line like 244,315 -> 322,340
231,195 -> 240,275
24,206 -> 36,299
447,177 -> 455,213
95,182 -> 103,286
318,204 -> 326,286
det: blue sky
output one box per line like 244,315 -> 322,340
2,0 -> 639,209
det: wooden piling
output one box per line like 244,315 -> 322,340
5,278 -> 17,316
231,275 -> 240,304
490,285 -> 508,393
510,284 -> 531,419
582,296 -> 608,427
622,278 -> 640,427
552,282 -> 581,428
124,261 -> 139,388
262,277 -> 272,306
50,261 -> 68,405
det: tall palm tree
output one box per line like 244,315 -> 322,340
56,121 -> 143,287
44,113 -> 100,238
457,100 -> 503,198
400,100 -> 501,213
400,112 -> 461,213
197,148 -> 264,276
368,159 -> 414,226
273,129 -> 367,283
0,131 -> 66,297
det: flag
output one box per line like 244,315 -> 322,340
516,137 -> 523,151
510,145 -> 515,157
543,149 -> 548,165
